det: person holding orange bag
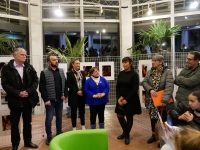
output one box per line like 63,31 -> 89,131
141,55 -> 174,148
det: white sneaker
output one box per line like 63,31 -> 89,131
81,126 -> 86,130
73,127 -> 76,131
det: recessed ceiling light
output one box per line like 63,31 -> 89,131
185,16 -> 188,19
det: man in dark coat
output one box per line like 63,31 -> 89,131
1,48 -> 39,150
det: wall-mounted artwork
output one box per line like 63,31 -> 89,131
80,62 -> 95,79
0,57 -> 13,111
139,86 -> 146,108
139,60 -> 152,82
99,62 -> 114,80
0,109 -> 12,136
59,63 -> 68,77
173,68 -> 183,102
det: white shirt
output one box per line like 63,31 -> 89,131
14,61 -> 24,79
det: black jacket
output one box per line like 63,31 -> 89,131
169,101 -> 200,130
67,71 -> 86,107
1,59 -> 39,108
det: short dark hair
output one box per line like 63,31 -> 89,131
122,57 -> 133,69
122,57 -> 133,63
89,67 -> 99,76
47,54 -> 56,62
189,51 -> 200,60
190,90 -> 200,102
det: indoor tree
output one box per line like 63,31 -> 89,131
128,20 -> 181,55
0,33 -> 19,55
46,34 -> 87,63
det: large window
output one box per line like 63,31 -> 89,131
175,14 -> 200,52
0,0 -> 28,17
43,22 -> 81,54
84,22 -> 119,56
132,1 -> 170,18
0,17 -> 29,52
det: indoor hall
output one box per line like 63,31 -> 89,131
1,0 -> 200,150
0,107 -> 158,150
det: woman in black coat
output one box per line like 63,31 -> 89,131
115,57 -> 141,145
67,59 -> 86,130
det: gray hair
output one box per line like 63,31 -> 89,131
13,48 -> 26,56
152,55 -> 164,63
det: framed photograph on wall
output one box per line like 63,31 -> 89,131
0,81 -> 8,110
0,109 -> 12,136
173,68 -> 183,101
59,63 -> 68,77
139,86 -> 146,108
139,60 -> 152,82
0,57 -> 13,110
99,62 -> 114,80
80,62 -> 95,79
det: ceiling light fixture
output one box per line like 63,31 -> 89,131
99,6 -> 103,15
185,16 -> 188,19
55,6 -> 63,17
190,0 -> 198,9
147,4 -> 153,15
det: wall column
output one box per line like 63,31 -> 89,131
28,0 -> 43,114
119,0 -> 132,64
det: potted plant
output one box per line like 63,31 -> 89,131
0,33 -> 19,55
128,20 -> 181,56
47,34 -> 87,63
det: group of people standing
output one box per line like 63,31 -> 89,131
1,47 -> 200,150
1,48 -> 111,150
141,51 -> 200,149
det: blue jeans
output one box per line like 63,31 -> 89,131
45,100 -> 63,137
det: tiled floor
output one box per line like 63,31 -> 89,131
0,107 -> 159,150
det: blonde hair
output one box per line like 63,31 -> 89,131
174,127 -> 200,150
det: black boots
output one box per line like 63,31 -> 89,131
117,133 -> 125,139
147,134 -> 157,144
124,134 -> 130,145
117,133 -> 130,145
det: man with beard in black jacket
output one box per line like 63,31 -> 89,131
1,48 -> 39,150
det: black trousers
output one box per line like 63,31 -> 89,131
10,99 -> 32,146
89,104 -> 105,125
71,103 -> 85,127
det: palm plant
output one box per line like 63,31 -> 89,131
0,33 -> 19,55
47,34 -> 87,63
128,20 -> 181,55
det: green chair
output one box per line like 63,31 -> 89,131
49,129 -> 108,150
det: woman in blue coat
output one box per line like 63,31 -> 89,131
84,67 -> 110,129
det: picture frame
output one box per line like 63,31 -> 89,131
0,57 -> 13,110
80,62 -> 95,79
139,86 -> 146,108
138,60 -> 152,82
99,62 -> 114,80
0,81 -> 8,110
58,63 -> 68,77
173,68 -> 182,102
0,109 -> 11,136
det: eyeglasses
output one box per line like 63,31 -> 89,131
186,58 -> 195,61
